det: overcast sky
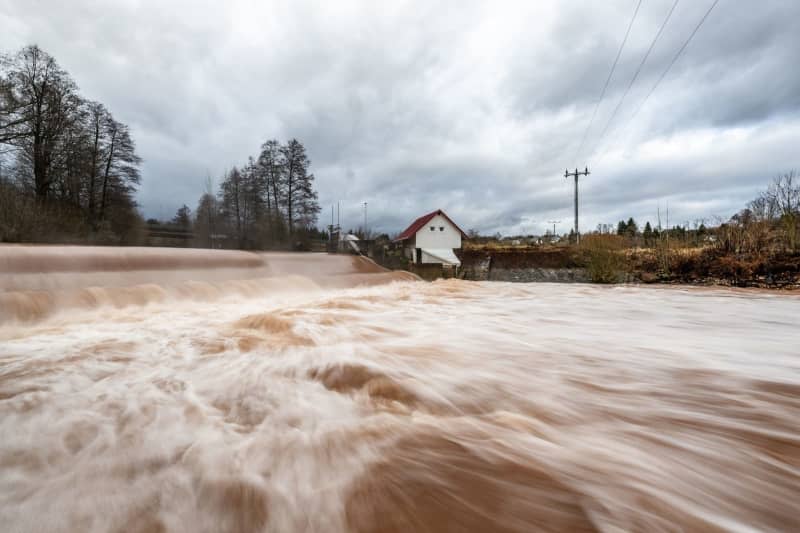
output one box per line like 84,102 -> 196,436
2,0 -> 798,235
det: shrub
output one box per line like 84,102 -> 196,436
582,235 -> 626,283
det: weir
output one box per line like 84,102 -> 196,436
0,245 -> 415,324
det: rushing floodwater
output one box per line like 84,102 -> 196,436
1,246 -> 799,532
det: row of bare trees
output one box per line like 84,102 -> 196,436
717,171 -> 800,255
193,139 -> 321,249
0,45 -> 142,243
602,172 -> 798,255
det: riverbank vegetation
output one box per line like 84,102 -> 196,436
1,45 -> 322,249
1,45 -> 143,244
461,171 -> 800,288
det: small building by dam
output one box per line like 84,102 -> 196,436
393,209 -> 466,269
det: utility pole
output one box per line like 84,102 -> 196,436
363,202 -> 368,237
547,220 -> 560,240
327,205 -> 335,253
564,167 -> 590,243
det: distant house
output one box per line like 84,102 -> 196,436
394,209 -> 467,267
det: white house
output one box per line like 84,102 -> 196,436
394,209 -> 467,266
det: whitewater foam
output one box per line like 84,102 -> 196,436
1,246 -> 799,532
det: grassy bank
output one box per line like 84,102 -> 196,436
458,238 -> 800,289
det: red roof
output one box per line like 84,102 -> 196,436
394,209 -> 468,242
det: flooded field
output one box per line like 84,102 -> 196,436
1,246 -> 799,532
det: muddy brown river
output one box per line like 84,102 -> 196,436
1,246 -> 799,532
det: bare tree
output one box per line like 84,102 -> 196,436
766,170 -> 799,251
219,165 -> 265,248
257,139 -> 287,243
0,53 -> 28,145
2,45 -> 80,198
1,45 -> 143,243
98,117 -> 140,222
280,139 -> 319,236
194,175 -> 218,248
77,100 -> 108,225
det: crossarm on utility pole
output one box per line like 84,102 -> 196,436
564,167 -> 590,243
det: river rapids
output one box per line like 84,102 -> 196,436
1,246 -> 799,532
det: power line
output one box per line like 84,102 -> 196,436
588,0 -> 680,161
573,0 -> 643,164
617,0 -> 722,139
593,0 -> 721,165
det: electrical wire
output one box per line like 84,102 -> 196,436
617,0 -> 722,139
588,0 -> 680,161
572,0 -> 644,164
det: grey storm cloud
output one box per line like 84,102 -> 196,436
2,0 -> 799,235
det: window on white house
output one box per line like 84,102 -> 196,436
439,227 -> 444,231
430,226 -> 435,231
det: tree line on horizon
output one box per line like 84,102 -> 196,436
607,171 -> 799,254
612,218 -> 708,248
0,45 -> 143,244
463,171 -> 798,257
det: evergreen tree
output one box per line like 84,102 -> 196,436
617,220 -> 626,235
171,204 -> 192,230
643,221 -> 653,246
626,217 -> 638,237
